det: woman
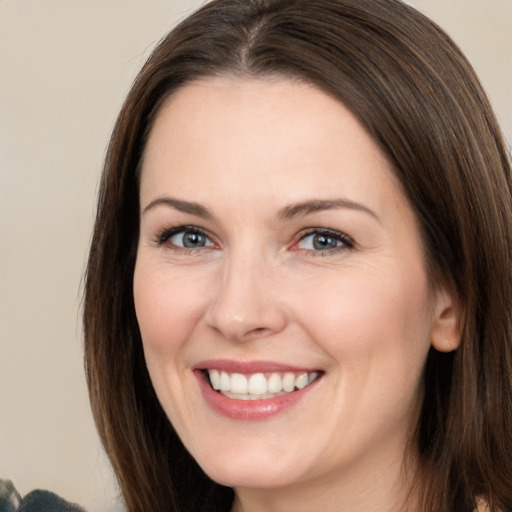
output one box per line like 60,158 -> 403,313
83,0 -> 512,511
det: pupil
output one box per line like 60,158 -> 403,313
313,234 -> 337,250
183,232 -> 205,247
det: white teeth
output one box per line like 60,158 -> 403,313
220,371 -> 230,391
209,369 -> 221,390
248,373 -> 268,394
230,373 -> 248,394
267,373 -> 283,393
207,369 -> 321,399
282,372 -> 295,392
295,372 -> 309,390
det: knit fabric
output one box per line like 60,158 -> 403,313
0,480 -> 86,512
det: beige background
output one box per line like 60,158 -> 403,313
0,1 -> 510,511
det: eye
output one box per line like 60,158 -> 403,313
295,229 -> 353,253
156,226 -> 214,249
172,231 -> 212,248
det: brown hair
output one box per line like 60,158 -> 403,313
83,1 -> 512,511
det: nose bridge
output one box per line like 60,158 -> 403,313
206,240 -> 286,341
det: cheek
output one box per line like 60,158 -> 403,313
132,258 -> 215,432
296,267 -> 433,448
292,264 -> 432,382
132,260 -> 210,356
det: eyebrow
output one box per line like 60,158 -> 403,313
142,196 -> 379,222
277,199 -> 379,222
142,197 -> 213,218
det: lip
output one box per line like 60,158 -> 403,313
194,358 -> 315,374
194,359 -> 322,421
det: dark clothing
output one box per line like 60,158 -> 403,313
0,480 -> 85,512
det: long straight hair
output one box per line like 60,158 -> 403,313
83,1 -> 512,510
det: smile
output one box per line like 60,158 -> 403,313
195,360 -> 323,420
207,370 -> 320,400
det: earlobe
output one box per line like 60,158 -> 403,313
431,287 -> 462,353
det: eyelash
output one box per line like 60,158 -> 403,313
154,225 -> 354,256
154,225 -> 213,249
295,228 -> 354,256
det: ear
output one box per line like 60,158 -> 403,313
430,286 -> 462,353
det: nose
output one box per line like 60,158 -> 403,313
205,251 -> 288,342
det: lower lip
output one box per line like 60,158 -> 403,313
195,371 -> 320,421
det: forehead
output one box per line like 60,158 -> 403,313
140,77 -> 405,217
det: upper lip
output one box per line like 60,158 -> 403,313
194,359 -> 320,374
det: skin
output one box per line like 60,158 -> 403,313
133,77 -> 460,512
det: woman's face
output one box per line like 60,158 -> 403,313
134,78 -> 457,500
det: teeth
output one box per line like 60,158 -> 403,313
209,369 -> 221,390
267,373 -> 282,393
248,373 -> 267,394
230,373 -> 248,394
206,369 -> 320,399
220,371 -> 230,392
282,372 -> 295,392
295,373 -> 309,390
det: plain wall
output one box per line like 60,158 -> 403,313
0,1 -> 510,511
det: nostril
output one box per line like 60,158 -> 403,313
245,326 -> 271,338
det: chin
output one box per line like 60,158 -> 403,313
195,449 -> 306,490
205,465 -> 297,490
